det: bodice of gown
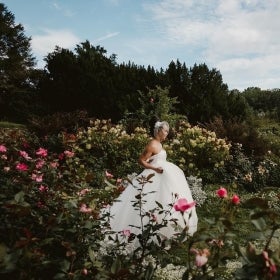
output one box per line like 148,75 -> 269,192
148,149 -> 167,166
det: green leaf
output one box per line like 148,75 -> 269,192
144,263 -> 155,280
251,217 -> 267,231
155,201 -> 163,209
111,257 -> 121,274
53,273 -> 66,279
146,173 -> 155,181
243,197 -> 269,209
88,247 -> 95,263
14,191 -> 25,203
59,259 -> 70,273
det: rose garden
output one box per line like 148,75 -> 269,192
1,118 -> 280,280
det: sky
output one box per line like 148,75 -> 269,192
3,0 -> 280,91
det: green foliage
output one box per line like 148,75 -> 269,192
1,3 -> 279,128
227,91 -> 252,121
0,3 -> 37,122
0,3 -> 35,91
204,116 -> 269,156
121,86 -> 185,133
253,116 -> 280,157
214,143 -> 280,192
186,63 -> 229,123
66,119 -> 231,185
243,87 -> 280,120
70,119 -> 148,186
27,110 -> 89,137
0,129 -> 119,279
0,121 -> 25,128
0,123 -> 280,279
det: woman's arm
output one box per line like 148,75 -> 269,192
138,141 -> 163,173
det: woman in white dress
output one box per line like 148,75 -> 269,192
109,121 -> 198,243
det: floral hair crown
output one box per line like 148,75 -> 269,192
154,121 -> 162,129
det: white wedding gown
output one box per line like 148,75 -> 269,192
109,149 -> 198,241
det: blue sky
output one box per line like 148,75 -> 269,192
4,0 -> 280,91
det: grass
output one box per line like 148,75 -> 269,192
0,121 -> 26,129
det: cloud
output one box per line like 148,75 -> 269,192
31,29 -> 80,66
93,32 -> 120,43
145,0 -> 280,89
51,1 -> 75,17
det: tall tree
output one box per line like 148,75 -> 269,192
39,46 -> 80,113
165,60 -> 190,115
188,63 -> 229,123
0,3 -> 36,121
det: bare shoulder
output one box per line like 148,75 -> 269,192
146,139 -> 161,154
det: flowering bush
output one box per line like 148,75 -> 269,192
0,123 -> 280,279
70,119 -> 148,186
69,119 -> 231,184
165,120 -> 231,181
0,128 -> 119,279
214,143 -> 280,192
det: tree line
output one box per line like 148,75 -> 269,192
1,3 -> 279,126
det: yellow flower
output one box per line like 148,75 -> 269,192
190,139 -> 197,147
86,143 -> 92,150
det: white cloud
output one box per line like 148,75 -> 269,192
145,0 -> 280,89
51,1 -> 75,17
93,32 -> 120,43
32,29 -> 80,56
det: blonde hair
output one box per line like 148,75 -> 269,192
154,121 -> 169,137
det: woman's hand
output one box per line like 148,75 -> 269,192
154,167 -> 163,174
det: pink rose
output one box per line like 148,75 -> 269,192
37,201 -> 45,208
231,194 -> 240,205
31,173 -> 43,182
64,150 -> 75,158
35,159 -> 45,169
50,161 -> 59,168
58,153 -> 65,161
122,229 -> 131,237
19,150 -> 32,160
263,250 -> 277,274
79,204 -> 92,213
195,254 -> 208,267
105,170 -> 113,178
4,166 -> 10,172
77,188 -> 90,196
36,147 -> 48,157
16,163 -> 29,171
38,185 -> 48,192
174,198 -> 196,212
216,187 -> 228,198
191,248 -> 210,267
151,213 -> 158,222
0,145 -> 7,153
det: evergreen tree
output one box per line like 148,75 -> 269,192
165,60 -> 191,116
188,63 -> 229,123
0,3 -> 36,121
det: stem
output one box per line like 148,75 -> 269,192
264,224 -> 277,251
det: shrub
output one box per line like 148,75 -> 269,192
1,123 -> 279,279
214,144 -> 280,192
204,117 -> 269,157
166,120 -> 231,182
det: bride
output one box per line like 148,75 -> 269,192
108,121 -> 198,243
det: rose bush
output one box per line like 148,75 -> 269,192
0,122 -> 279,279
